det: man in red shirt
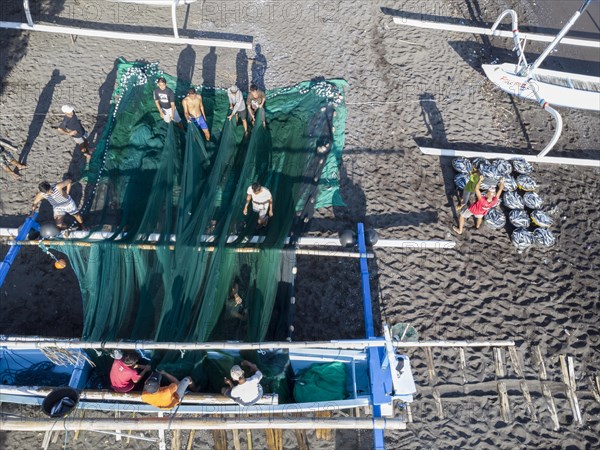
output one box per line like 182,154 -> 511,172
453,177 -> 504,235
110,351 -> 151,393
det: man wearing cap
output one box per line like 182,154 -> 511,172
222,360 -> 263,406
57,105 -> 92,162
153,77 -> 182,125
454,177 -> 505,235
227,85 -> 248,135
141,370 -> 193,409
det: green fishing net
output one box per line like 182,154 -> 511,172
49,58 -> 347,389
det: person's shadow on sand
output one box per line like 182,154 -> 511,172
236,49 -> 249,92
88,59 -> 119,146
19,68 -> 66,164
176,44 -> 196,97
202,47 -> 217,129
419,92 -> 459,221
251,44 -> 267,91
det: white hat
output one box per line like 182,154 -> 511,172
230,365 -> 244,381
61,105 -> 75,114
229,85 -> 239,94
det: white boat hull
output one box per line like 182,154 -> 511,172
483,63 -> 600,111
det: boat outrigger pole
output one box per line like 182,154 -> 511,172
521,0 -> 595,77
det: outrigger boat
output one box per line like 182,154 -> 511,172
390,0 -> 600,163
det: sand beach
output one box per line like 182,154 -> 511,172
1,0 -> 599,448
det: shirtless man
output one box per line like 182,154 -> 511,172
182,88 -> 210,141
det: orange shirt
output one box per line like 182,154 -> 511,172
141,383 -> 179,409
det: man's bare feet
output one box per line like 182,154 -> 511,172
452,226 -> 463,235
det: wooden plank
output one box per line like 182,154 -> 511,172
534,346 -> 548,381
520,380 -> 538,422
246,429 -> 253,450
494,348 -> 505,378
541,383 -> 560,431
508,347 -> 524,378
41,431 -> 52,450
424,347 -> 436,385
212,429 -> 227,450
591,376 -> 600,404
432,388 -> 444,419
158,412 -> 166,450
497,382 -> 510,422
185,429 -> 196,450
126,412 -> 136,444
566,357 -> 583,425
294,429 -> 310,450
172,429 -> 181,450
459,347 -> 467,384
115,410 -> 121,441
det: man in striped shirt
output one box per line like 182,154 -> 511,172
32,179 -> 86,230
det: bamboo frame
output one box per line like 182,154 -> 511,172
419,147 -> 600,168
0,417 -> 407,431
0,336 -> 516,351
391,16 -> 600,49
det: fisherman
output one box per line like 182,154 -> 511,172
243,182 -> 273,227
57,105 -> 92,162
0,140 -> 26,180
227,85 -> 248,135
453,177 -> 505,235
246,83 -> 266,127
141,370 -> 194,410
109,350 -> 151,393
458,167 -> 480,207
182,87 -> 210,141
31,179 -> 87,230
153,77 -> 182,126
222,360 -> 263,406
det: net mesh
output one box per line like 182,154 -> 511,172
48,59 -> 347,384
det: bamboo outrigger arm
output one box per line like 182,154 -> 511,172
0,417 -> 407,432
0,336 -> 517,351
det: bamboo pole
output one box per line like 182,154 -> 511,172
172,429 -> 181,450
230,414 -> 241,450
459,347 -> 467,384
212,429 -> 227,450
497,382 -> 510,422
126,412 -> 135,444
493,347 -> 505,378
0,336 -> 517,351
1,417 -> 407,431
534,346 -> 547,381
541,383 -> 560,431
315,410 -> 333,441
560,356 -> 583,425
246,429 -> 253,450
158,412 -> 166,450
185,429 -> 196,450
591,376 -> 600,404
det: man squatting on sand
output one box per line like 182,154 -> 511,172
57,105 -> 92,162
31,179 -> 87,230
243,182 -> 273,227
141,370 -> 194,409
0,139 -> 26,180
247,83 -> 266,127
182,87 -> 210,141
454,177 -> 505,235
222,360 -> 263,406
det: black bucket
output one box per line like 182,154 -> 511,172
42,388 -> 80,418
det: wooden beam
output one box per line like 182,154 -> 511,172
497,382 -> 510,422
419,146 -> 600,168
541,383 -> 560,431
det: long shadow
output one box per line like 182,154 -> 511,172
87,59 -> 119,146
236,49 -> 249,92
201,47 -> 217,131
251,44 -> 268,91
419,92 -> 458,222
176,44 -> 196,99
0,1 -> 67,97
18,69 -> 66,164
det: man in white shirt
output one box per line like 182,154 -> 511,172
222,360 -> 263,406
227,85 -> 248,135
243,182 -> 273,227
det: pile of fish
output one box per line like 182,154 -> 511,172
453,157 -> 556,250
